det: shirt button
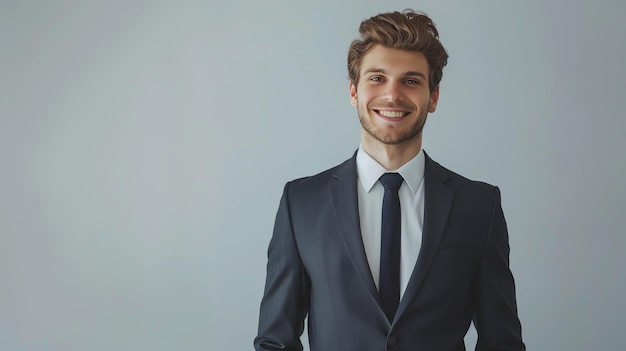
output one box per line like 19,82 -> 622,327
387,335 -> 397,347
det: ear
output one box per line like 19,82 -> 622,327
428,85 -> 440,113
349,81 -> 358,107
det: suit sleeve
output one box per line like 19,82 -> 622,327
254,182 -> 310,351
473,186 -> 525,351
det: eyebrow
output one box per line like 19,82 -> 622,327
362,68 -> 427,80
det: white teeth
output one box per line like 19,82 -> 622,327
378,110 -> 406,118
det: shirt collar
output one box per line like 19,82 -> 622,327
356,146 -> 425,194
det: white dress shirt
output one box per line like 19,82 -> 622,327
356,146 -> 425,298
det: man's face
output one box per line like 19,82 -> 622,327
350,45 -> 439,147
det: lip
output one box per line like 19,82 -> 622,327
374,108 -> 410,112
373,109 -> 411,121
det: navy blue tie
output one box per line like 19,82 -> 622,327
378,172 -> 403,322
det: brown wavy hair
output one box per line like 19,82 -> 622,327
347,10 -> 449,92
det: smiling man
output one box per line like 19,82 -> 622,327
255,10 -> 525,351
350,45 -> 437,168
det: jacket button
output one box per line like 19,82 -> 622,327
387,336 -> 397,347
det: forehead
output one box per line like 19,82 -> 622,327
359,45 -> 429,77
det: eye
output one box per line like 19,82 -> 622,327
369,76 -> 384,82
404,79 -> 420,85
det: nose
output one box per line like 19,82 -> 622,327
382,81 -> 403,101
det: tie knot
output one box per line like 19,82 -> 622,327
379,173 -> 404,191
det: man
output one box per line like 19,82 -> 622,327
255,10 -> 524,351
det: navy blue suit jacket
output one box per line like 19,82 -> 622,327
255,152 -> 524,351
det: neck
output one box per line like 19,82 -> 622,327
361,133 -> 422,170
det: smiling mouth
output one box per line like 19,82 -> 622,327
374,110 -> 410,118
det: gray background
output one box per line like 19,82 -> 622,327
1,0 -> 625,350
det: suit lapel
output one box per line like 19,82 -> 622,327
394,153 -> 454,323
328,155 -> 382,307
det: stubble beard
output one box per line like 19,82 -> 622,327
357,103 -> 427,146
